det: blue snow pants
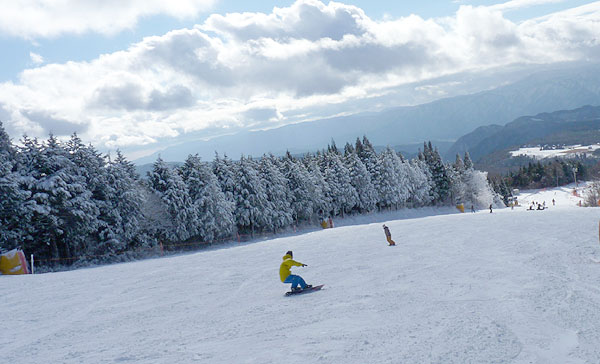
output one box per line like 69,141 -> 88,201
284,274 -> 307,289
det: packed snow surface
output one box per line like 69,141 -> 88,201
3,184 -> 600,363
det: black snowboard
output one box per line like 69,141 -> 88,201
285,284 -> 324,296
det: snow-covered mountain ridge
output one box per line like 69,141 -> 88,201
445,104 -> 600,176
3,184 -> 600,363
134,63 -> 600,164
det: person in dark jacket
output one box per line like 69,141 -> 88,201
383,225 -> 396,246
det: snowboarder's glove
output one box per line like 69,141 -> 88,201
302,264 -> 307,267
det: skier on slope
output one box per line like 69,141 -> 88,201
383,224 -> 396,246
280,251 -> 312,291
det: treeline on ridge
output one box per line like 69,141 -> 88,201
489,157 -> 598,201
0,121 -> 497,270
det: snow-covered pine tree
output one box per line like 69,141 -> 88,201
374,147 -> 401,210
344,150 -> 376,213
321,151 -> 358,217
336,150 -> 359,216
354,137 -> 364,156
65,133 -> 107,186
327,139 -> 340,155
179,154 -> 205,236
180,154 -> 234,242
343,142 -> 355,156
64,133 -> 115,251
357,136 -> 378,175
447,167 -> 465,206
147,156 -> 197,242
114,149 -> 139,179
0,153 -> 30,250
489,175 -> 512,206
392,151 -> 410,208
259,154 -> 293,233
0,120 -> 15,158
282,152 -> 317,224
423,141 -> 452,205
406,158 -> 433,207
199,170 -> 235,242
305,156 -> 332,219
0,123 -> 31,250
233,155 -> 270,236
17,135 -> 99,262
137,187 -> 171,248
464,151 -> 473,170
356,136 -> 380,202
454,154 -> 465,172
94,150 -> 145,256
463,169 -> 497,209
212,152 -> 236,205
447,153 -> 468,205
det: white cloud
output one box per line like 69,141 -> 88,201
1,0 -> 599,154
0,0 -> 217,39
490,0 -> 565,12
29,52 -> 44,65
201,0 -> 369,42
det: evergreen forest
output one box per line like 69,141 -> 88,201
489,157 -> 600,203
0,121 -> 498,270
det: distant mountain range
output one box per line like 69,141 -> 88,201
134,63 -> 600,165
135,104 -> 600,178
446,105 -> 600,173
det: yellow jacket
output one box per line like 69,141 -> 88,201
279,253 -> 304,282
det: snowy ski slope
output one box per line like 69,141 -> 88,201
2,184 -> 600,363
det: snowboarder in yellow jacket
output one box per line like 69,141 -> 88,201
280,251 -> 311,291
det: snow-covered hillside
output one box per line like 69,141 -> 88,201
3,185 -> 600,363
510,144 -> 600,160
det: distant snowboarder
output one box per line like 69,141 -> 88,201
471,205 -> 475,213
489,204 -> 493,213
383,224 -> 396,246
280,251 -> 311,292
552,198 -> 555,206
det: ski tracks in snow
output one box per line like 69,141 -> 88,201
4,200 -> 600,363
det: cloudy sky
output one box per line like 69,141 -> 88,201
1,0 -> 599,160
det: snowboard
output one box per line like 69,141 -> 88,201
285,284 -> 324,296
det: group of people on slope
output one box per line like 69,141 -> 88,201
528,200 -> 547,210
279,224 -> 396,291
